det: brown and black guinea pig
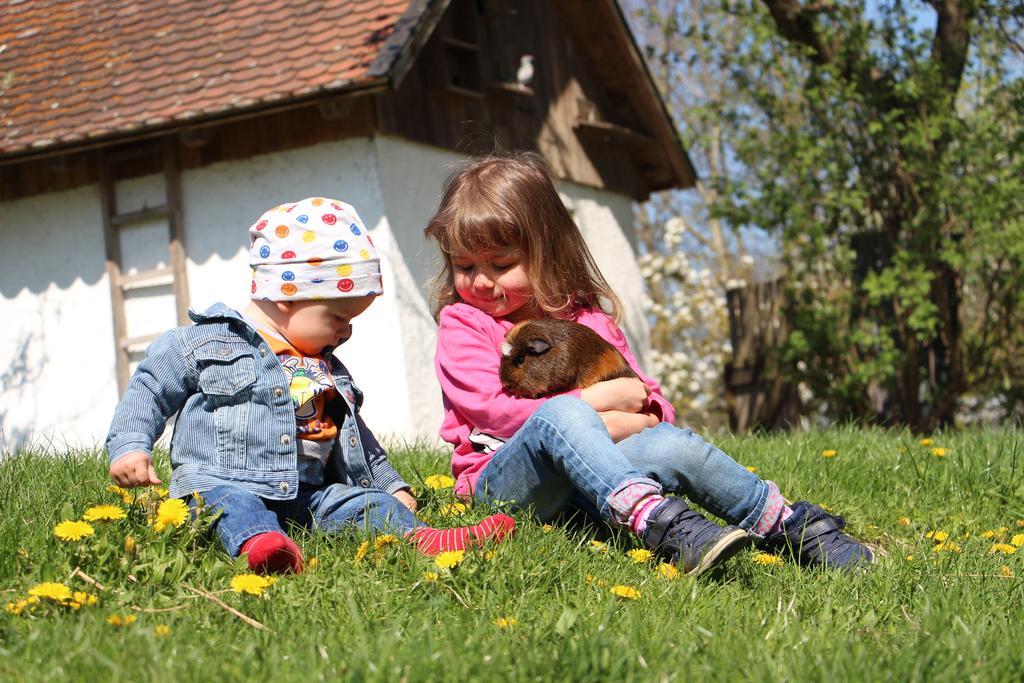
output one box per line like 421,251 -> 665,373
499,319 -> 638,399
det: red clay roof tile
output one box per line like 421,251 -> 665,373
0,0 -> 418,156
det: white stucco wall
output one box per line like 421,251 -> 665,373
0,186 -> 116,450
0,135 -> 651,452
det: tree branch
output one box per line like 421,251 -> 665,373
926,0 -> 975,95
759,0 -> 836,64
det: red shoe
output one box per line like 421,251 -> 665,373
240,531 -> 304,574
409,513 -> 516,556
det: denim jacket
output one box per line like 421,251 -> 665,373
106,303 -> 408,500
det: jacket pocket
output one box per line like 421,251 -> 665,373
196,341 -> 257,398
195,340 -> 257,470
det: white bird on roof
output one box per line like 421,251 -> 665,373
516,54 -> 534,87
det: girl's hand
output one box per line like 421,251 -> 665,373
393,488 -> 418,512
580,377 -> 650,413
109,451 -> 162,488
599,410 -> 659,442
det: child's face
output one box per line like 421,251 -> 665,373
451,248 -> 535,322
277,295 -> 376,355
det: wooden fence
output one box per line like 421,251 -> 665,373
723,278 -> 801,432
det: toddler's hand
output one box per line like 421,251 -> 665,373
109,451 -> 162,488
393,488 -> 418,512
580,377 -> 650,413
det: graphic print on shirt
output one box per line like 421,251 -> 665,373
278,355 -> 335,435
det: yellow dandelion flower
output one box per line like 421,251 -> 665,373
307,557 -> 318,570
988,543 -> 1018,555
918,438 -> 933,446
925,530 -> 948,542
423,474 -> 455,490
745,465 -> 758,473
123,535 -> 137,554
83,504 -> 127,522
982,529 -> 997,539
28,582 -> 72,602
906,555 -> 914,561
440,502 -> 468,516
627,548 -> 654,564
932,541 -> 961,553
656,563 -> 680,580
931,447 -> 948,457
434,550 -> 465,569
821,449 -> 838,458
230,573 -> 275,596
589,540 -> 609,553
1000,565 -> 1014,577
1017,519 -> 1024,528
423,571 -> 440,582
107,484 -> 135,504
493,617 -> 517,629
152,487 -> 169,498
752,551 -> 784,566
374,534 -> 399,549
541,524 -> 555,533
609,585 -> 641,600
898,516 -> 910,526
53,520 -> 95,542
353,540 -> 370,563
1010,534 -> 1024,548
6,599 -> 31,616
106,614 -> 137,627
152,498 -> 189,531
154,624 -> 170,637
72,591 -> 98,606
482,550 -> 497,561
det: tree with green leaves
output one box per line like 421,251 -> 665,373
635,0 -> 1023,431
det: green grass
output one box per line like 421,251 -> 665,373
2,428 -> 1023,682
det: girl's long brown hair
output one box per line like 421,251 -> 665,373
423,151 -> 621,321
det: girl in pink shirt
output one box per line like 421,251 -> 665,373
423,152 -> 874,574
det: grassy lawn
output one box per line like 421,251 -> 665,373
1,428 -> 1022,682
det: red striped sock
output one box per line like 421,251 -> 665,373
408,513 -> 516,556
240,531 -> 304,574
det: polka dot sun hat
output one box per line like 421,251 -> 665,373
249,197 -> 383,301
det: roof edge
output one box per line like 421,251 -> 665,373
367,0 -> 451,89
604,0 -> 697,189
0,79 -> 388,167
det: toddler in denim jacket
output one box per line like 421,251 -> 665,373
107,197 -> 514,573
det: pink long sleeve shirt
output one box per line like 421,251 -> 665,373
435,302 -> 676,497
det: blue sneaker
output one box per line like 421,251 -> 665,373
762,501 -> 874,571
644,498 -> 751,576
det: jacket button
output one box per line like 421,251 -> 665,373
349,435 -> 358,448
281,434 -> 292,445
360,478 -> 370,487
279,481 -> 289,492
274,387 -> 284,397
260,346 -> 268,357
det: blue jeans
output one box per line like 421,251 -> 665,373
474,396 -> 769,529
195,483 -> 421,557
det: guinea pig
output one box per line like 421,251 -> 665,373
499,318 -> 638,398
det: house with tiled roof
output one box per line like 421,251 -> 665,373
0,0 -> 694,449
